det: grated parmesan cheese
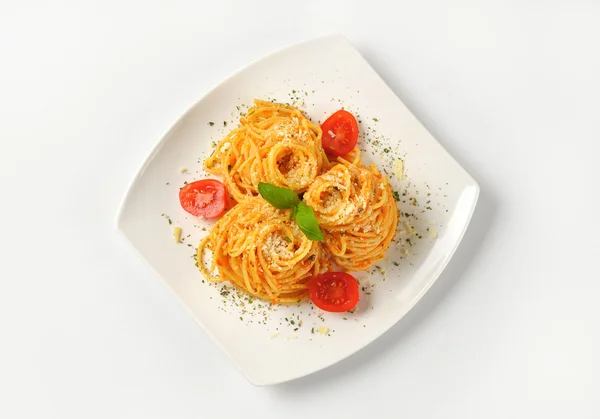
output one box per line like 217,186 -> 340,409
219,142 -> 231,153
394,159 -> 405,179
173,226 -> 182,243
404,221 -> 417,237
261,233 -> 293,269
317,326 -> 329,335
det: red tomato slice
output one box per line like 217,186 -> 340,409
308,272 -> 359,312
179,179 -> 227,218
320,110 -> 359,157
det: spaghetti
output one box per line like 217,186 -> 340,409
204,100 -> 330,203
303,150 -> 399,271
196,100 -> 400,304
197,197 -> 330,304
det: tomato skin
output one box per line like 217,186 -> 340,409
308,272 -> 359,312
320,110 -> 359,157
179,179 -> 227,218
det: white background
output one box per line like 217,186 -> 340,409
1,1 -> 599,418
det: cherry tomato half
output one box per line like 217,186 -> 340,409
179,179 -> 227,218
320,110 -> 359,157
308,272 -> 359,312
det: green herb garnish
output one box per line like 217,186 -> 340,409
290,205 -> 298,221
258,182 -> 323,241
295,202 -> 323,241
257,182 -> 299,209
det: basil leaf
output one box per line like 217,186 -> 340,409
295,202 -> 323,241
258,182 -> 300,209
290,205 -> 298,221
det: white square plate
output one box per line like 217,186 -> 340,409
117,34 -> 479,385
